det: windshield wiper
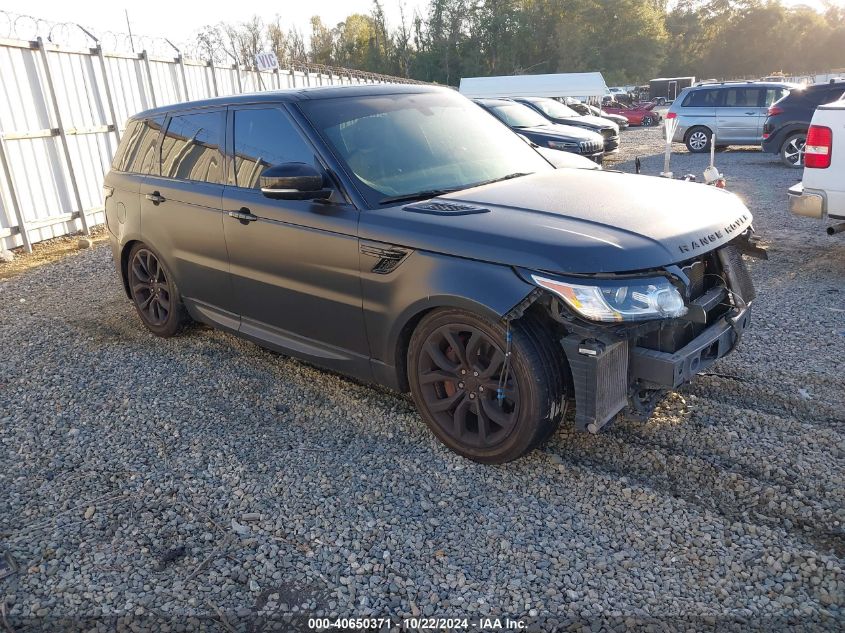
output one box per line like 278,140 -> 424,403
469,172 -> 531,188
378,173 -> 530,206
378,188 -> 460,205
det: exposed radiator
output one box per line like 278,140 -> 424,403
718,244 -> 756,305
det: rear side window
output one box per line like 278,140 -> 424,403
764,88 -> 788,106
722,88 -> 763,108
825,87 -> 845,103
682,89 -> 719,107
160,111 -> 224,184
111,117 -> 164,174
232,108 -> 316,189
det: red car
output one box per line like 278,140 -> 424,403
602,101 -> 661,126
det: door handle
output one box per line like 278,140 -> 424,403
227,207 -> 258,224
745,111 -> 757,115
145,191 -> 165,205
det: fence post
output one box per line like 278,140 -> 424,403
141,50 -> 157,107
36,37 -> 90,235
95,45 -> 121,144
177,53 -> 189,101
234,64 -> 243,93
207,61 -> 219,97
0,131 -> 32,253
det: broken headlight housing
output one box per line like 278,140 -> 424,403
531,274 -> 687,322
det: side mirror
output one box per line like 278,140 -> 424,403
259,162 -> 333,200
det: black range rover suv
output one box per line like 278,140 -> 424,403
105,85 -> 758,463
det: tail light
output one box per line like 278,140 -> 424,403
767,105 -> 784,117
666,112 -> 677,119
805,125 -> 832,169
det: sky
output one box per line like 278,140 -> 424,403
2,0 -> 841,48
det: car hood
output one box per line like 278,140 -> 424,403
562,114 -> 619,132
602,113 -> 629,124
360,170 -> 753,274
519,124 -> 602,142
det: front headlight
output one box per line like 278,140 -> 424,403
548,140 -> 578,150
531,274 -> 687,322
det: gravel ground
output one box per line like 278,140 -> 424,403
1,128 -> 843,631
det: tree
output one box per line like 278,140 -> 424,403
192,1 -> 845,85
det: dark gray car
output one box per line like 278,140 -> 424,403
105,85 -> 758,463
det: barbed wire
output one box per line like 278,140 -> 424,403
0,9 -> 426,84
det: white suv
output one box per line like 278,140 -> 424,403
787,99 -> 845,234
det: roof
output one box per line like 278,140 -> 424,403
691,81 -> 796,89
130,83 -> 447,120
458,72 -> 608,98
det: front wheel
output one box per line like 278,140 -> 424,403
685,127 -> 712,153
780,133 -> 806,168
407,309 -> 567,463
641,115 -> 655,127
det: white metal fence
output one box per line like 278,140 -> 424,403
0,37 -> 421,252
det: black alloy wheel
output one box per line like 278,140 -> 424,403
417,323 -> 520,449
642,115 -> 654,127
408,309 -> 567,463
127,243 -> 186,337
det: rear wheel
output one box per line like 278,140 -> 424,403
780,132 -> 806,168
127,243 -> 187,337
407,309 -> 566,464
685,126 -> 712,153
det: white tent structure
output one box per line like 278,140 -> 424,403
458,72 -> 609,99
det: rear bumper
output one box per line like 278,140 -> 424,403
788,182 -> 826,219
761,131 -> 783,154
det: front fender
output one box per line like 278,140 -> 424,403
361,248 -> 535,389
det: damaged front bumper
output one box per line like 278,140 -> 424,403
546,241 -> 759,433
561,304 -> 750,433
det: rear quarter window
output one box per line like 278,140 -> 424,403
682,89 -> 719,107
111,117 -> 165,174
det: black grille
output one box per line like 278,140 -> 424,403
579,140 -> 602,154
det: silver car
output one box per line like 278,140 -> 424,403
667,81 -> 794,153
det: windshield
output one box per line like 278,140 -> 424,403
528,98 -> 581,119
487,103 -> 550,128
299,90 -> 552,205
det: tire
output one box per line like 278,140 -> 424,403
127,243 -> 188,337
407,308 -> 566,464
685,126 -> 712,153
641,116 -> 654,127
780,132 -> 806,168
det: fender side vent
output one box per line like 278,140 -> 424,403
360,243 -> 411,274
404,201 -> 489,216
